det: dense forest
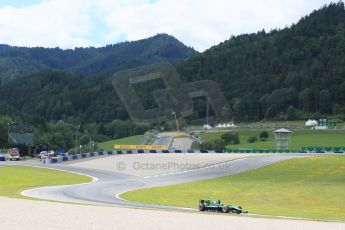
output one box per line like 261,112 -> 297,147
177,2 -> 345,122
0,33 -> 196,83
1,3 -> 345,151
0,34 -> 195,150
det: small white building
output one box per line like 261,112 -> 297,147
305,119 -> 318,127
215,122 -> 239,129
203,124 -> 212,130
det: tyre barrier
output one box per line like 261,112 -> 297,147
42,149 -> 225,164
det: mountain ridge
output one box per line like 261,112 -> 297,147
0,33 -> 197,84
1,2 -> 345,150
1,3 -> 345,124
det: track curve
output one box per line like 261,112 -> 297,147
7,154 -> 304,210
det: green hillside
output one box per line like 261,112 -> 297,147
0,33 -> 196,83
1,3 -> 345,152
2,4 -> 345,124
176,2 -> 345,122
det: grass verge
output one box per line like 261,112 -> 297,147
98,135 -> 144,151
198,130 -> 345,149
121,156 -> 345,221
0,166 -> 91,198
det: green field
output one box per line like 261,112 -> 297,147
98,135 -> 144,151
238,120 -> 344,128
198,130 -> 345,149
239,121 -> 306,127
0,166 -> 91,198
122,156 -> 345,221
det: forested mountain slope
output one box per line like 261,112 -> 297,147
1,3 -> 345,125
176,2 -> 345,121
0,33 -> 196,83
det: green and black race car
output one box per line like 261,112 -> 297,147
198,199 -> 248,214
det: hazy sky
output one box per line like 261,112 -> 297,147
0,0 -> 335,51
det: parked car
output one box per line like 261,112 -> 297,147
0,153 -> 6,161
55,149 -> 68,156
39,150 -> 55,159
7,148 -> 20,161
38,151 -> 48,158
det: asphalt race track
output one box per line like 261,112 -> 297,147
153,136 -> 173,146
9,154 -> 305,210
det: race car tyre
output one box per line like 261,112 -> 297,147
199,204 -> 206,211
222,206 -> 229,213
230,209 -> 239,214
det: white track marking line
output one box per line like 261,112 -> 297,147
142,158 -> 248,179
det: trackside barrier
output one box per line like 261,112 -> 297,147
226,148 -> 344,154
302,147 -> 345,153
43,149 -> 225,164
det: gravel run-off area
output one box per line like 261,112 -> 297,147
1,197 -> 344,230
